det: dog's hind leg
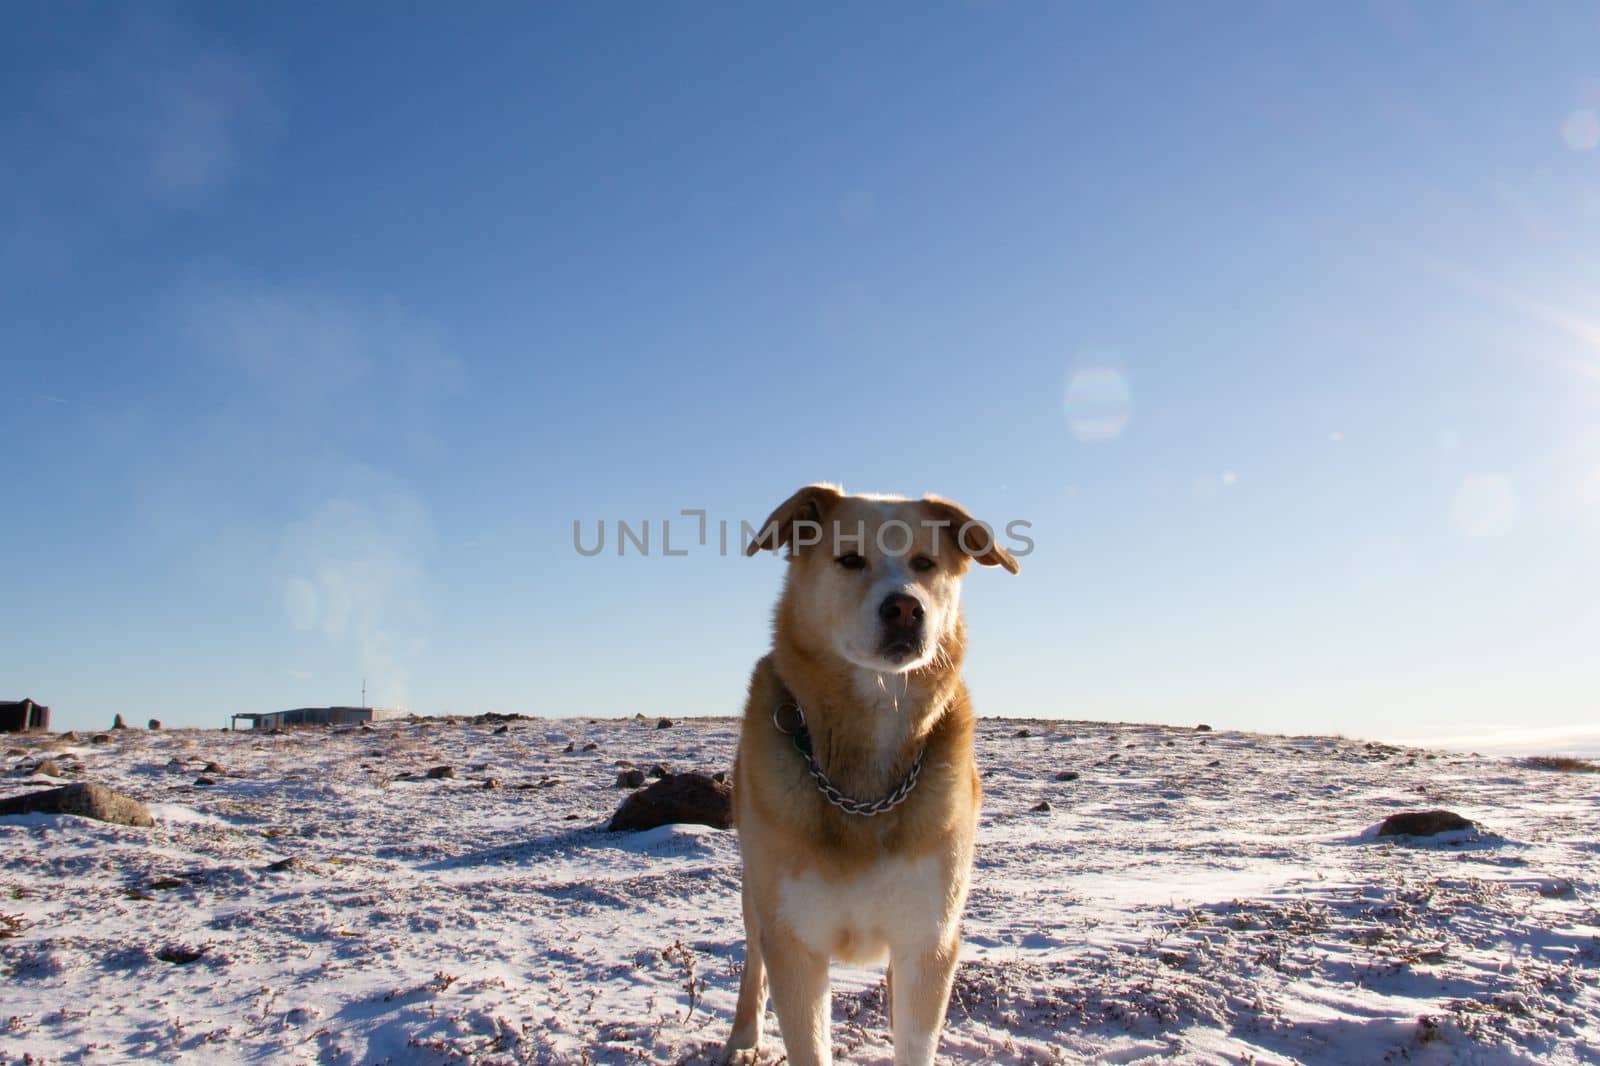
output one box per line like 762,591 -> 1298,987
761,925 -> 833,1066
722,898 -> 768,1063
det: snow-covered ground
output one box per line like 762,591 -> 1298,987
2,716 -> 1596,1064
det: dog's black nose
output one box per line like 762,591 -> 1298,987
878,593 -> 925,627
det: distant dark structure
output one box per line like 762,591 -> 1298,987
230,706 -> 393,731
0,699 -> 50,733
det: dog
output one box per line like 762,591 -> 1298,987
724,484 -> 1019,1066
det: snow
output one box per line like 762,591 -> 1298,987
1,717 -> 1596,1064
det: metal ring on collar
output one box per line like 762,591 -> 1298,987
772,700 -> 806,736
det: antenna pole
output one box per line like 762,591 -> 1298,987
362,676 -> 367,709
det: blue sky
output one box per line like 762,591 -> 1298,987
4,4 -> 1598,746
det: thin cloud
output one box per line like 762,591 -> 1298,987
2,10 -> 278,278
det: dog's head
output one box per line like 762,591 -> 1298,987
748,484 -> 1019,674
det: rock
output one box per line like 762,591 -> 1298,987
656,718 -> 674,729
425,765 -> 455,780
482,778 -> 501,790
608,771 -> 732,832
1014,728 -> 1032,738
113,714 -> 127,730
202,762 -> 224,774
194,777 -> 216,786
265,857 -> 304,873
1207,759 -> 1221,767
712,770 -> 729,784
616,768 -> 647,789
1376,809 -> 1475,838
563,742 -> 576,753
90,734 -> 111,745
493,724 -> 510,735
156,945 -> 202,965
614,759 -> 635,768
1054,770 -> 1079,781
0,783 -> 154,827
6,747 -> 27,757
33,760 -> 64,778
648,763 -> 671,779
582,741 -> 599,751
1195,723 -> 1213,732
1031,800 -> 1052,812
148,719 -> 162,730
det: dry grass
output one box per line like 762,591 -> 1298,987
1521,755 -> 1599,773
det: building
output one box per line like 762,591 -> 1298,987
0,699 -> 51,733
230,706 -> 397,731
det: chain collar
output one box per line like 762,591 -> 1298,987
772,699 -> 924,817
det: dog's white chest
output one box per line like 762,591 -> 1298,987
776,854 -> 954,964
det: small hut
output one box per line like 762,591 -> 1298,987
0,699 -> 50,733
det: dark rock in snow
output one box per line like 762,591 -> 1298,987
1031,800 -> 1052,812
493,724 -> 510,735
1014,728 -> 1032,738
202,762 -> 224,774
90,734 -> 112,745
0,782 -> 154,827
193,777 -> 217,786
482,778 -> 501,790
563,742 -> 576,753
33,760 -> 64,778
582,742 -> 599,751
113,715 -> 127,730
647,763 -> 670,779
157,945 -> 203,965
1195,723 -> 1213,732
1377,809 -> 1475,837
148,719 -> 162,730
426,765 -> 455,780
1054,770 -> 1080,781
616,768 -> 647,789
608,771 -> 732,832
656,718 -> 674,729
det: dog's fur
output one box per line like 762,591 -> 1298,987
724,485 -> 1018,1066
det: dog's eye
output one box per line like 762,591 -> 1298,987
911,555 -> 936,573
837,553 -> 867,571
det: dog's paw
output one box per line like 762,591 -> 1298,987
718,1043 -> 761,1066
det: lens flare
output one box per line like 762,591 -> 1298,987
1063,367 -> 1131,442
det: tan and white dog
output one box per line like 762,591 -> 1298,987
724,484 -> 1019,1066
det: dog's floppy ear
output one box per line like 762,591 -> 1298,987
747,483 -> 843,558
923,496 -> 1020,574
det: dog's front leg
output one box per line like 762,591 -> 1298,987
761,925 -> 833,1066
887,935 -> 959,1066
722,886 -> 768,1063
